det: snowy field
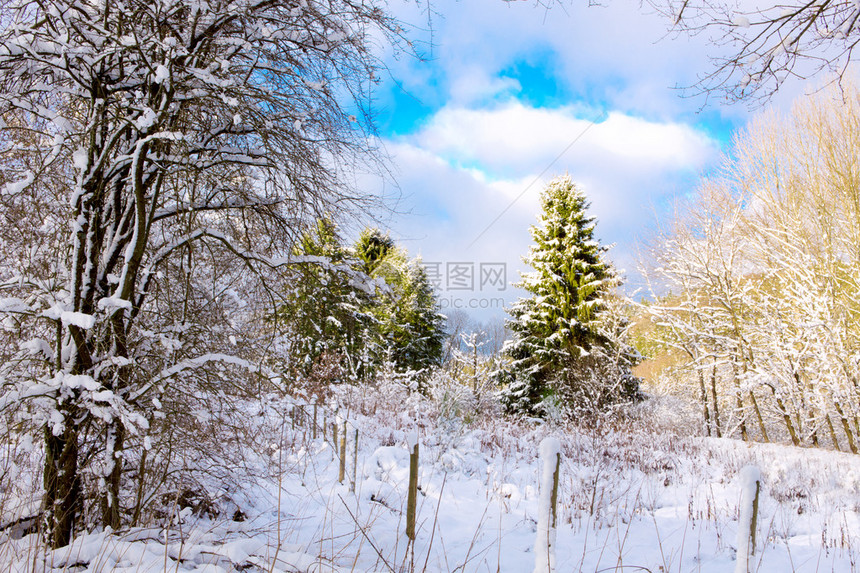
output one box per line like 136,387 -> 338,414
2,383 -> 860,572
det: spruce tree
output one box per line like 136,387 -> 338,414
384,259 -> 446,375
503,175 -> 639,416
355,228 -> 395,275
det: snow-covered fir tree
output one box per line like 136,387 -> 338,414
383,258 -> 446,378
502,175 -> 639,416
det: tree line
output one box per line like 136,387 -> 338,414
641,82 -> 860,450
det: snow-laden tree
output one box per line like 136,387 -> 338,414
0,0 -> 401,547
382,258 -> 446,377
536,0 -> 860,101
503,175 -> 639,416
647,0 -> 860,102
354,227 -> 396,276
644,82 -> 860,449
276,226 -> 445,388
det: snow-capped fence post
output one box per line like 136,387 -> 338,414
338,419 -> 347,484
406,432 -> 419,541
735,465 -> 761,573
534,437 -> 561,573
350,427 -> 359,493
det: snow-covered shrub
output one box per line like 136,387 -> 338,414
427,370 -> 477,426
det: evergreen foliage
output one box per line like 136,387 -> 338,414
502,175 -> 639,416
379,258 -> 446,377
276,218 -> 377,381
355,228 -> 395,275
355,229 -> 446,378
276,224 -> 445,384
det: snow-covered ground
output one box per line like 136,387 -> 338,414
3,383 -> 860,572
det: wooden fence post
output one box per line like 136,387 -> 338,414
735,465 -> 762,573
332,420 -> 338,458
534,437 -> 561,573
312,402 -> 318,439
406,436 -> 419,541
350,428 -> 359,493
338,420 -> 347,484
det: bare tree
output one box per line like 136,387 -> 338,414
650,0 -> 860,101
0,0 -> 402,547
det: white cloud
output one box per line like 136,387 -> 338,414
414,103 -> 716,175
366,0 -> 849,323
384,0 -> 747,122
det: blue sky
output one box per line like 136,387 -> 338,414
359,0 -> 818,322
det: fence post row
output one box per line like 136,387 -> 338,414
282,402 -> 364,493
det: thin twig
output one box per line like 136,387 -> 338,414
337,494 -> 396,573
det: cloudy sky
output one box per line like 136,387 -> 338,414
359,0 -> 818,322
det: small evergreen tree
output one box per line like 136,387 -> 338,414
502,175 -> 639,416
383,258 -> 446,375
277,224 -> 445,386
354,229 -> 446,379
277,218 -> 377,381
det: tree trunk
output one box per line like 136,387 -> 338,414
43,422 -> 80,548
698,368 -> 712,436
732,362 -> 748,441
825,413 -> 841,452
131,444 -> 148,527
748,391 -> 769,443
772,392 -> 800,447
710,362 -> 721,437
103,422 -> 126,530
834,401 -> 859,454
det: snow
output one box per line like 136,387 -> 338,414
97,296 -> 132,312
62,374 -> 99,391
72,147 -> 88,171
733,15 -> 752,28
60,310 -> 96,329
406,429 -> 419,449
133,107 -> 157,130
153,64 -> 169,84
3,385 -> 860,572
0,297 -> 33,314
0,172 -> 33,196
